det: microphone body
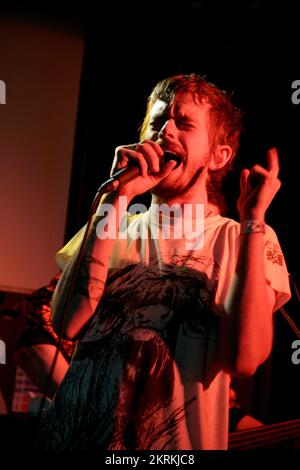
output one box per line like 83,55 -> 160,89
98,153 -> 180,194
98,165 -> 140,193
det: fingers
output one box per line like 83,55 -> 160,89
159,159 -> 178,177
247,157 -> 280,192
111,144 -> 135,176
238,150 -> 281,220
135,140 -> 164,173
245,149 -> 279,182
246,165 -> 266,191
116,148 -> 149,177
237,169 -> 249,213
266,147 -> 280,177
240,168 -> 250,194
113,140 -> 164,178
250,164 -> 269,178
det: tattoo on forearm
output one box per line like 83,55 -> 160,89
74,254 -> 106,301
75,277 -> 105,301
55,254 -> 107,306
84,255 -> 105,268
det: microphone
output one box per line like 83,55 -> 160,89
98,152 -> 181,193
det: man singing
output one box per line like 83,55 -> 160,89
38,74 -> 291,450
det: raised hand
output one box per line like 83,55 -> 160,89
110,139 -> 177,199
237,148 -> 281,221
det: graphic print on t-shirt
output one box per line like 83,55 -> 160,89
83,252 -> 221,383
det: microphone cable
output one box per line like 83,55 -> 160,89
29,184 -> 106,448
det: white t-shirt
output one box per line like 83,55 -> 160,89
55,207 -> 291,450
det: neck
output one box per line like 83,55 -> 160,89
151,178 -> 220,218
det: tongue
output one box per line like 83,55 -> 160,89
164,152 -> 181,167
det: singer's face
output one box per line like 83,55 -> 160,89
143,92 -> 211,196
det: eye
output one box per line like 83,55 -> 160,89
177,120 -> 193,130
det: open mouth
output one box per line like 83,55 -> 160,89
163,151 -> 182,167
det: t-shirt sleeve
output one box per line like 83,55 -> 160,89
55,224 -> 87,271
215,221 -> 291,314
55,193 -> 110,271
55,210 -> 131,271
263,224 -> 291,311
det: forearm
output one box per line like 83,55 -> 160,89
51,191 -> 129,340
220,231 -> 274,376
14,345 -> 69,398
222,147 -> 282,376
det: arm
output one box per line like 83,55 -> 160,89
14,274 -> 74,398
51,190 -> 129,340
51,141 -> 176,340
219,148 -> 282,376
14,344 -> 69,399
220,234 -> 276,376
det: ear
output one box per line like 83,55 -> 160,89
209,145 -> 233,171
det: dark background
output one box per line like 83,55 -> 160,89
0,0 -> 299,448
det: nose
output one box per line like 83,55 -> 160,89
158,119 -> 176,140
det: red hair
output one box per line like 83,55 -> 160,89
140,74 -> 243,211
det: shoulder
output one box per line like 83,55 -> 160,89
205,215 -> 240,240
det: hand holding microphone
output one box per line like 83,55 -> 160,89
99,139 -> 180,197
